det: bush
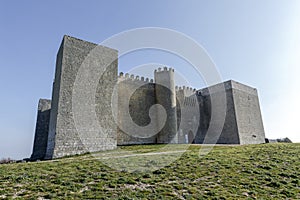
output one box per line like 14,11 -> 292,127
0,157 -> 12,164
277,137 -> 292,143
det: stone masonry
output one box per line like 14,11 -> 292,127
44,36 -> 118,159
31,35 -> 266,160
31,99 -> 51,160
197,80 -> 265,144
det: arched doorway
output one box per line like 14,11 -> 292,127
188,130 -> 195,144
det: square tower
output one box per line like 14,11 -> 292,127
30,99 -> 51,160
199,80 -> 265,144
45,36 -> 118,159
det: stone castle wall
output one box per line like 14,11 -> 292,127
45,35 -> 118,159
117,73 -> 157,145
230,81 -> 265,144
176,87 -> 200,144
155,68 -> 178,144
31,35 -> 266,160
31,99 -> 51,160
116,71 -> 203,145
117,69 -> 201,145
197,80 -> 265,144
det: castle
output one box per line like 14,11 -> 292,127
31,35 -> 265,160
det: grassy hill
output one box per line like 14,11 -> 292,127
0,143 -> 299,199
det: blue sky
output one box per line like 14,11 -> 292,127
1,0 -> 299,159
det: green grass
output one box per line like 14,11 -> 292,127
0,143 -> 299,199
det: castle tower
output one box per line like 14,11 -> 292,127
44,35 -> 118,159
30,99 -> 51,160
198,80 -> 265,144
154,67 -> 178,143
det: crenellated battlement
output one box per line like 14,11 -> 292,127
31,35 -> 266,161
154,66 -> 175,73
175,86 -> 197,92
175,86 -> 197,98
175,85 -> 198,108
118,72 -> 154,83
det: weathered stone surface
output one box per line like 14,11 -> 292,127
197,80 -> 265,144
117,77 -> 157,145
155,68 -> 178,144
30,99 -> 51,160
45,35 -> 118,159
231,81 -> 265,144
176,89 -> 200,144
31,36 -> 266,160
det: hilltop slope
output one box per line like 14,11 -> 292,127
0,144 -> 299,199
